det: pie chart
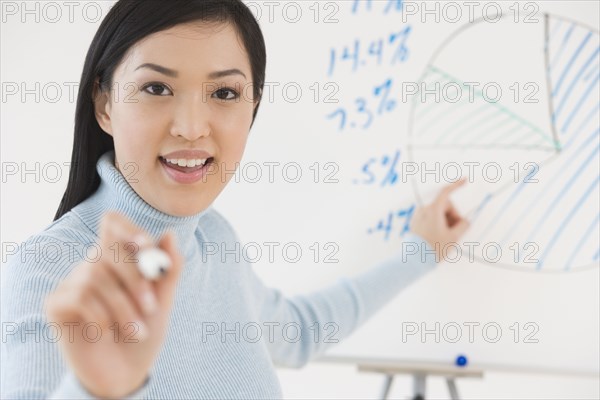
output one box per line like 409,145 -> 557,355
408,14 -> 599,272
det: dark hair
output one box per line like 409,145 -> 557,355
54,0 -> 266,221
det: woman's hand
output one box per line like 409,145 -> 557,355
410,179 -> 471,262
44,212 -> 183,398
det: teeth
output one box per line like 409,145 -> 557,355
164,158 -> 208,167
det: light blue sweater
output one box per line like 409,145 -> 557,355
1,150 -> 438,399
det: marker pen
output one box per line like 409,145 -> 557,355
137,247 -> 172,280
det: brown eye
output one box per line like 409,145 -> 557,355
213,88 -> 239,101
142,83 -> 172,96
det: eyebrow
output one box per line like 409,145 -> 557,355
134,63 -> 247,80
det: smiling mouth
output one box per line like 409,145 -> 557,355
158,156 -> 215,173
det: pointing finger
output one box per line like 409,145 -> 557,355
445,200 -> 468,227
435,178 -> 467,208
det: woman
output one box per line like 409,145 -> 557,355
0,1 -> 469,398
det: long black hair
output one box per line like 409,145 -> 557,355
54,0 -> 266,221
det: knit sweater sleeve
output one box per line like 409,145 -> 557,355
0,234 -> 149,399
248,232 -> 439,368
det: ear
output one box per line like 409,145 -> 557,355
92,78 -> 113,136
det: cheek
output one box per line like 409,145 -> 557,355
218,112 -> 252,162
220,131 -> 248,166
111,105 -> 166,158
213,105 -> 252,156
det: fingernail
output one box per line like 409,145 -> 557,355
141,290 -> 158,315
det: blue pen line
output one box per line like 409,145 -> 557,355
553,46 -> 599,119
549,22 -> 575,71
525,143 -> 599,250
561,73 -> 600,133
501,131 -> 598,243
565,108 -> 599,148
351,0 -> 371,14
584,63 -> 599,81
480,175 -> 529,241
567,127 -> 600,155
467,193 -> 493,223
548,18 -> 563,42
552,32 -> 593,98
383,0 -> 403,14
537,176 -> 600,269
565,212 -> 600,270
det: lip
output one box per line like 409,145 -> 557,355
159,157 -> 213,184
160,149 -> 213,159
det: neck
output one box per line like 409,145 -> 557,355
72,150 -> 208,249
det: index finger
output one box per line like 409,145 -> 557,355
98,211 -> 158,315
99,211 -> 152,257
434,178 -> 467,207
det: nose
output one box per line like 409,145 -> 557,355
170,93 -> 211,141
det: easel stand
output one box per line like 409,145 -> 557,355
365,367 -> 481,400
320,356 -> 483,400
316,355 -> 599,399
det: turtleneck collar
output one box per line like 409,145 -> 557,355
72,150 -> 209,248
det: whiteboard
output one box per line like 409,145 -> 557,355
213,1 -> 600,373
1,0 -> 598,375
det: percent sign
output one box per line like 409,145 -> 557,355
374,78 -> 397,115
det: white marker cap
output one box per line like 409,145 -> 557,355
137,247 -> 172,280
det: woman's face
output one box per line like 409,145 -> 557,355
94,22 -> 257,217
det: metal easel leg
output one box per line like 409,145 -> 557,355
446,378 -> 460,400
412,373 -> 426,400
380,374 -> 394,400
